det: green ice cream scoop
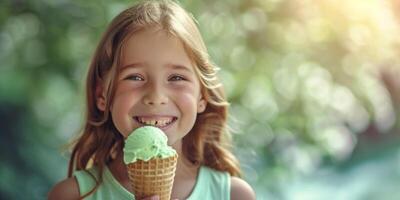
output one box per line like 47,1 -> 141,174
123,126 -> 177,164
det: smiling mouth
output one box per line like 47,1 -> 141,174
134,116 -> 177,128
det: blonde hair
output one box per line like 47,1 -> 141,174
68,0 -> 241,198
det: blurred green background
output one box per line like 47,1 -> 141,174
1,0 -> 400,199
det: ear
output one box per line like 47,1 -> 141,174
96,84 -> 107,111
197,97 -> 206,113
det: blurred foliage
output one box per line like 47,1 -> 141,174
1,0 -> 400,199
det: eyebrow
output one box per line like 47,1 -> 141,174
120,62 -> 193,73
120,62 -> 145,71
166,63 -> 193,73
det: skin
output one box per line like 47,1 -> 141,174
48,27 -> 255,200
107,27 -> 206,146
106,27 -> 207,199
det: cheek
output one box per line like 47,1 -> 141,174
175,95 -> 201,125
112,89 -> 134,111
172,86 -> 200,110
113,84 -> 143,107
110,85 -> 141,136
177,95 -> 197,110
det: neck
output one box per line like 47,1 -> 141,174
172,140 -> 198,178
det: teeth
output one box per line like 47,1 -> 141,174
159,120 -> 168,126
137,117 -> 174,127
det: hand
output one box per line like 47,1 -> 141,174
139,195 -> 179,200
140,195 -> 159,200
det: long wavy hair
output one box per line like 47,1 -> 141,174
67,0 -> 241,198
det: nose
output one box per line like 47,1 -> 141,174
143,82 -> 169,106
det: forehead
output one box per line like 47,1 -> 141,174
120,27 -> 194,70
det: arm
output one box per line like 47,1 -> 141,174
230,177 -> 256,200
48,177 -> 80,200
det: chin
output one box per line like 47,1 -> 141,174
167,140 -> 175,146
169,139 -> 182,149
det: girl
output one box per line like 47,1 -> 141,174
48,0 -> 255,199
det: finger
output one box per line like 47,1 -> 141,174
141,195 -> 159,200
151,196 -> 160,200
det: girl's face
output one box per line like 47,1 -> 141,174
106,27 -> 206,146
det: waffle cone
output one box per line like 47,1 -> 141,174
126,154 -> 178,200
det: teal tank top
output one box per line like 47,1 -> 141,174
73,165 -> 231,200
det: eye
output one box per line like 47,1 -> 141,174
125,74 -> 144,81
169,74 -> 187,81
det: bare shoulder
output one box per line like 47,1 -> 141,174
48,177 -> 80,200
230,176 -> 256,200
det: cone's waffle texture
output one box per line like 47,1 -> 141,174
127,154 -> 178,200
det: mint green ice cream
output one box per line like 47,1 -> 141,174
123,126 -> 177,164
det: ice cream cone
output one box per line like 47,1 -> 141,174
127,154 -> 178,200
123,126 -> 178,200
